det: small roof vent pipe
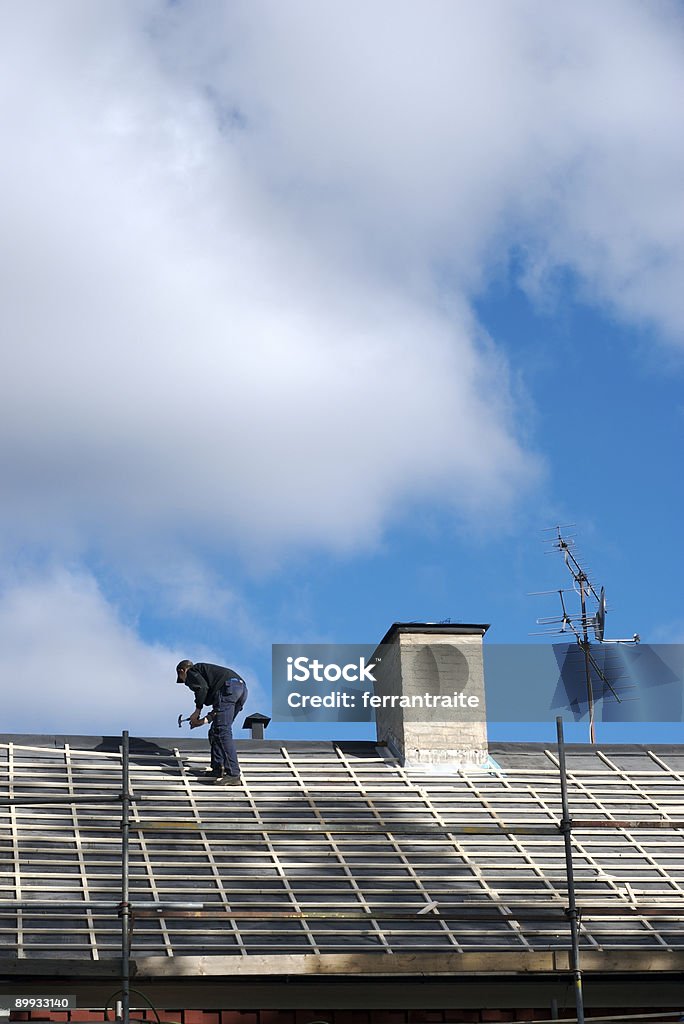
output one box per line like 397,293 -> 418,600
242,713 -> 271,740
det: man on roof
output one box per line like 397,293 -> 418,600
176,660 -> 248,786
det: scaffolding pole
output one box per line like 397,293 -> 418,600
120,730 -> 130,1024
557,716 -> 585,1024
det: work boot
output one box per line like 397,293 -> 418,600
213,773 -> 242,786
193,765 -> 221,777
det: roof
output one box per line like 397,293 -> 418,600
3,734 -> 684,976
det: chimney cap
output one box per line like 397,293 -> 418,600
376,621 -> 490,648
242,713 -> 271,730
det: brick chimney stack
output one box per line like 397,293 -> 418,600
372,622 -> 489,768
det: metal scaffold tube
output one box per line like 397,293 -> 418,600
557,716 -> 585,1024
120,730 -> 130,1024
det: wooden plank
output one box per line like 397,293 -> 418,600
64,744 -> 99,961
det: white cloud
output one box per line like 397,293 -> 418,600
212,0 -> 684,336
0,568 -> 264,734
0,0 -> 681,571
0,1 -> 537,566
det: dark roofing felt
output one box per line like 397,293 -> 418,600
2,736 -> 684,961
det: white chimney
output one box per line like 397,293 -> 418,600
371,622 -> 489,768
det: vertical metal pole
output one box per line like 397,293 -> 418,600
121,730 -> 130,1024
579,576 -> 596,744
556,716 -> 585,1024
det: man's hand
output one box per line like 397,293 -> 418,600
188,709 -> 203,728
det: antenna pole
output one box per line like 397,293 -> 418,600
579,574 -> 596,744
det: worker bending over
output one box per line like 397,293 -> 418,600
176,660 -> 248,785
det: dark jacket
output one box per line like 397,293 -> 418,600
184,663 -> 246,710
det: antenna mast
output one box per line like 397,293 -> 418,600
532,526 -> 639,743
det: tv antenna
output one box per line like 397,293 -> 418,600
531,526 -> 640,742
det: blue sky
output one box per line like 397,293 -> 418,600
1,1 -> 683,744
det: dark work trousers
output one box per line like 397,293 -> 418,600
210,678 -> 248,777
207,718 -> 218,769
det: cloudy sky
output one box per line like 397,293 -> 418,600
1,0 -> 683,740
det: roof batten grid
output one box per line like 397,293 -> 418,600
470,756 -> 568,947
241,749 -> 319,954
387,756 -> 488,950
545,748 -> 641,945
425,763 -> 535,952
543,748 -> 671,951
371,771 -> 447,939
64,744 -> 99,961
596,751 -> 677,820
128,758 -> 173,958
648,750 -> 684,786
8,744 -> 24,958
5,740 -> 684,961
332,746 -> 462,953
646,750 -> 684,839
597,751 -> 684,917
489,770 -> 572,921
508,770 -> 587,929
282,748 -> 391,954
645,750 -> 684,948
126,756 -> 237,956
173,747 -> 246,958
76,749 -> 124,940
386,755 -> 520,952
362,753 -> 448,942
